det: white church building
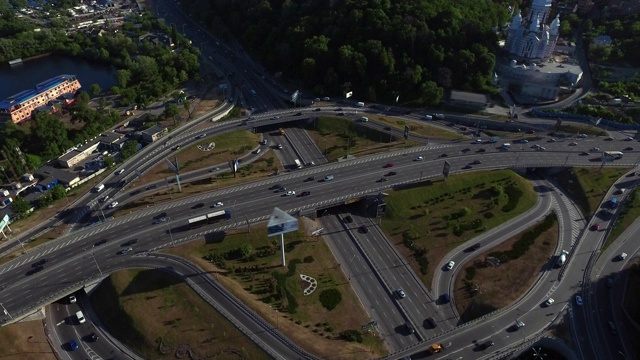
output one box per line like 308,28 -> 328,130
504,0 -> 560,60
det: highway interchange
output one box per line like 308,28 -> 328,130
1,1 -> 640,359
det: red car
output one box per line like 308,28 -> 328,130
384,163 -> 394,168
593,223 -> 600,231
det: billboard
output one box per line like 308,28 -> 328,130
0,214 -> 9,232
443,161 -> 451,180
345,91 -> 353,98
267,207 -> 298,237
290,90 -> 300,103
403,125 -> 410,140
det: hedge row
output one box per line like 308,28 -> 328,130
490,213 -> 557,263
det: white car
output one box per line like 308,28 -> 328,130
415,156 -> 424,161
446,261 -> 455,270
213,201 -> 224,208
475,138 -> 482,143
590,147 -> 600,152
109,201 -> 119,209
545,298 -> 554,306
100,195 -> 109,202
626,136 -> 634,141
578,133 -> 588,138
285,191 -> 296,196
569,142 -> 577,146
120,246 -> 133,255
117,169 -> 125,175
69,295 -> 77,304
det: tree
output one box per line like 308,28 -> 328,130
121,141 -> 140,160
104,156 -> 115,168
240,244 -> 253,259
50,184 -> 66,201
89,83 -> 102,97
11,197 -> 31,217
164,102 -> 179,118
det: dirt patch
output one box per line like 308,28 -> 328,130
0,320 -> 55,360
454,215 -> 558,322
165,221 -> 386,359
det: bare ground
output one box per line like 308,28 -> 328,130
0,320 -> 55,360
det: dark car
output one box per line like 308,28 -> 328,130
88,332 -> 98,342
377,177 -> 388,182
384,163 -> 394,168
26,266 -> 43,276
191,202 -> 205,209
32,259 -> 48,267
462,148 -> 471,152
624,147 -> 634,151
69,339 -> 79,351
299,191 -> 311,197
384,126 -> 392,131
94,239 -> 108,247
405,322 -> 415,335
386,171 -> 397,176
425,317 -> 437,329
122,239 -> 138,246
467,243 -> 481,252
473,160 -> 482,164
440,153 -> 448,158
463,165 -> 472,169
479,340 -> 494,350
314,108 -> 321,111
477,148 -> 486,153
344,215 -> 353,223
358,225 -> 368,233
304,176 -> 315,182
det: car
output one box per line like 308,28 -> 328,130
569,142 -> 577,146
285,190 -> 296,196
304,176 -> 315,182
593,223 -> 600,231
192,202 -> 205,209
446,261 -> 455,270
260,139 -> 268,145
69,339 -> 79,351
515,320 -> 525,329
607,277 -> 614,288
590,147 -> 601,152
405,322 -> 415,334
616,188 -> 626,195
384,126 -> 392,131
377,177 -> 388,182
275,187 -> 287,193
94,239 -> 107,247
463,165 -> 472,169
314,108 -> 321,111
396,289 -> 406,299
344,215 -> 354,223
605,136 -> 614,141
119,246 -> 133,255
536,146 -> 546,151
575,295 -> 583,306
580,151 -> 590,156
477,148 -> 486,153
544,298 -> 555,306
197,133 -> 206,139
526,130 -> 535,134
479,340 -> 494,350
609,321 -> 618,334
26,266 -> 43,276
323,97 -> 330,101
213,201 -> 224,208
384,163 -> 394,168
618,252 -> 628,260
532,144 -> 540,149
153,217 -> 167,224
123,239 -> 139,246
358,225 -> 368,233
415,156 -> 424,161
100,195 -> 109,202
324,175 -> 334,181
209,167 -> 220,172
299,191 -> 311,197
425,317 -> 437,329
32,259 -> 47,267
549,138 -> 556,142
109,201 -> 119,209
440,153 -> 448,158
624,147 -> 634,151
462,147 -> 471,152
69,295 -> 77,304
277,144 -> 283,149
474,138 -> 482,143
469,243 -> 481,251
117,169 -> 125,175
473,160 -> 482,165
386,171 -> 397,176
173,145 -> 181,151
626,136 -> 634,141
308,161 -> 316,166
88,332 -> 98,342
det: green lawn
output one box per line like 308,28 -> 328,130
554,167 -> 627,217
380,169 -> 537,287
363,114 -> 465,140
604,187 -> 640,251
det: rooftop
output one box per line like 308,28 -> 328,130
141,124 -> 165,136
450,90 -> 489,104
0,74 -> 78,110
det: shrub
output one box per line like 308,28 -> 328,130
490,214 -> 557,262
319,288 -> 342,310
465,267 -> 476,281
303,255 -> 314,263
502,184 -> 524,212
339,330 -> 363,343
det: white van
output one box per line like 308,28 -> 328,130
355,102 -> 365,107
76,310 -> 86,324
358,117 -> 369,122
423,115 -> 433,120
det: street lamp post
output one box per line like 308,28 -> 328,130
0,166 -> 10,185
89,250 -> 104,277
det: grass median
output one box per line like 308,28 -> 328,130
380,169 -> 538,288
553,167 -> 627,217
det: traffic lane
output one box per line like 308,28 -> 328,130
319,215 -> 415,350
285,128 -> 320,166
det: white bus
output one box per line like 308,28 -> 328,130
603,151 -> 623,161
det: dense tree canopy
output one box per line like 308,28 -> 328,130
184,0 -> 511,104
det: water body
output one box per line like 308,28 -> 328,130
0,54 -> 116,100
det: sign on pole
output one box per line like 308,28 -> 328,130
403,125 -> 410,140
290,90 -> 300,103
267,207 -> 299,237
165,158 -> 178,173
345,91 -> 353,98
443,161 -> 451,180
0,214 -> 9,232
